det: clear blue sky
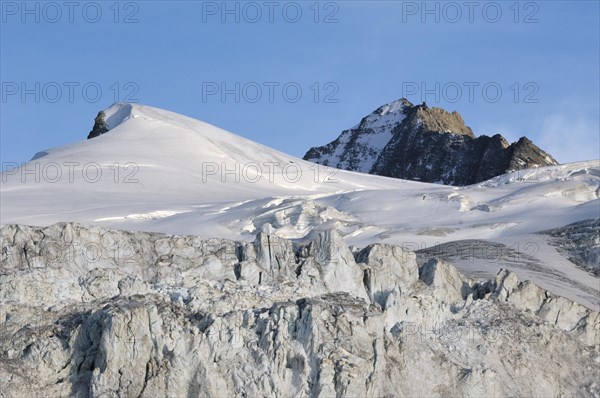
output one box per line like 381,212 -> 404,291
1,0 -> 599,165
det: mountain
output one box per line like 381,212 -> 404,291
1,102 -> 598,306
303,99 -> 558,185
1,103 -> 598,396
10,102 -> 404,207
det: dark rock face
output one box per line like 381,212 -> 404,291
542,219 -> 600,276
304,99 -> 558,185
87,111 -> 109,139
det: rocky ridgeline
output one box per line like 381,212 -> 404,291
1,223 -> 598,397
304,99 -> 558,185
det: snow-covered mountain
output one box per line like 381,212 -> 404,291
304,99 -> 558,185
1,102 -> 598,306
1,103 -> 598,397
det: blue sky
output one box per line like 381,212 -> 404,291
1,0 -> 599,165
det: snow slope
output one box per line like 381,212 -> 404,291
1,103 -> 598,308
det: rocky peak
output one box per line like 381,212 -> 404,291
304,98 -> 558,185
86,103 -> 135,140
508,136 -> 558,171
411,103 -> 475,138
372,97 -> 412,117
87,111 -> 109,139
303,98 -> 417,173
355,98 -> 413,131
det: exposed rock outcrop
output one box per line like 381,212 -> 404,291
87,111 -> 109,139
1,223 -> 598,397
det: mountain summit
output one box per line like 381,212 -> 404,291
304,99 -> 558,185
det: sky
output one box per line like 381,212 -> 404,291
1,0 -> 599,166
